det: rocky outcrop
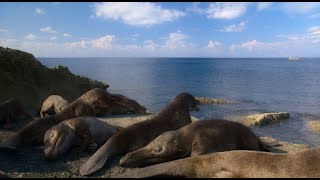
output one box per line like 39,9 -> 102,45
307,121 -> 320,133
195,97 -> 235,104
243,112 -> 290,126
260,137 -> 310,153
0,46 -> 108,112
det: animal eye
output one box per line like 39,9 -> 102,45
51,133 -> 55,138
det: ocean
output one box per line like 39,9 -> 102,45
38,57 -> 320,147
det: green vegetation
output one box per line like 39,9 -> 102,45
0,46 -> 109,110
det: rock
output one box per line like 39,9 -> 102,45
195,97 -> 234,105
260,137 -> 311,153
307,121 -> 320,133
0,46 -> 109,111
244,112 -> 290,126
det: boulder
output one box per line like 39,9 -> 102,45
307,121 -> 320,133
260,137 -> 311,153
244,112 -> 290,126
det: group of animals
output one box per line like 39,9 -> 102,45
0,88 -> 320,178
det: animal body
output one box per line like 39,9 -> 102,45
43,116 -> 122,160
40,95 -> 70,117
79,92 -> 200,176
0,88 -> 115,150
120,119 -> 270,167
114,147 -> 320,178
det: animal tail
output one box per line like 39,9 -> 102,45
79,135 -> 123,176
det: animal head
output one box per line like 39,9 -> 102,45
43,124 -> 76,160
119,131 -> 184,167
83,88 -> 113,116
110,94 -> 147,115
173,92 -> 200,112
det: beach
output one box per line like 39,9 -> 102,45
0,114 -> 311,178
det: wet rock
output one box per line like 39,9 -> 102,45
195,97 -> 235,105
260,137 -> 311,153
307,121 -> 320,133
244,112 -> 290,126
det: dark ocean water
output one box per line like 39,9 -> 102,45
38,57 -> 320,147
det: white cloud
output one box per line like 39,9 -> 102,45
309,13 -> 320,19
0,28 -> 8,33
91,35 -> 115,49
24,33 -> 37,40
143,40 -> 157,50
206,2 -> 250,19
277,34 -> 306,41
40,26 -> 57,33
50,36 -> 57,41
164,32 -> 189,50
63,33 -> 71,37
0,38 -> 18,48
281,2 -> 320,14
207,41 -> 222,48
93,2 -> 185,26
187,2 -> 206,14
308,26 -> 320,43
241,40 -> 259,51
221,21 -> 246,32
66,35 -> 115,49
257,2 -> 273,11
35,8 -> 46,15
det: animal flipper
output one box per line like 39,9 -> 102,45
112,158 -> 190,178
79,136 -> 121,176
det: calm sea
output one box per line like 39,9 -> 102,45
38,57 -> 320,147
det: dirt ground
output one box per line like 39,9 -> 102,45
0,114 -> 311,178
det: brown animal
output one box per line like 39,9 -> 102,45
0,88 -> 114,150
43,116 -> 122,160
40,95 -> 70,117
0,98 -> 31,129
109,94 -> 146,114
119,119 -> 270,167
79,92 -> 200,176
114,147 -> 320,178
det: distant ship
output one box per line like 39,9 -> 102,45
288,57 -> 303,61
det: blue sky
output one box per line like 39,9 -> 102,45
0,2 -> 320,57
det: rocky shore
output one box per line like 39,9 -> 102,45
0,114 -> 312,178
0,46 -> 108,113
0,47 -> 316,178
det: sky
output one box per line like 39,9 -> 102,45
0,2 -> 320,57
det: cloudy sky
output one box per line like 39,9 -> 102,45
0,2 -> 320,57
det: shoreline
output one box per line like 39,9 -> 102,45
0,114 -> 312,178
